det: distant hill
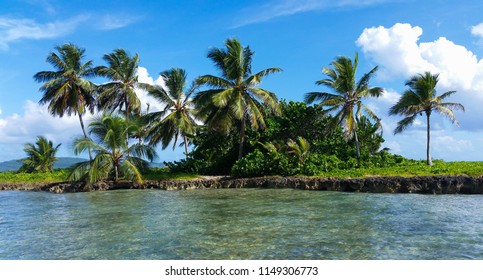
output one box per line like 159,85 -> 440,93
0,157 -> 87,172
0,157 -> 164,172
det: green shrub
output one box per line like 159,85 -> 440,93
0,169 -> 69,183
231,150 -> 294,177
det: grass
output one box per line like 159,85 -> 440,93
0,167 -> 200,183
0,169 -> 70,183
317,160 -> 483,178
0,161 -> 482,183
141,167 -> 200,180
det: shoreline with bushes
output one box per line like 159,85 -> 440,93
1,160 -> 483,194
1,174 -> 482,194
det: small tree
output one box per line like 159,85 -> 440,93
69,114 -> 157,183
19,136 -> 61,173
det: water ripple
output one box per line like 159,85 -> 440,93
0,189 -> 482,259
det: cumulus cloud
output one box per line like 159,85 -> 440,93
0,15 -> 88,50
0,100 -> 88,160
356,23 -> 437,79
136,67 -> 167,113
356,23 -> 483,132
357,23 -> 483,92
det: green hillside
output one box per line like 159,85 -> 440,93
0,157 -> 164,172
0,157 -> 86,172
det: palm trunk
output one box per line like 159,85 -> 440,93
114,163 -> 119,182
78,113 -> 92,161
184,135 -> 189,159
124,95 -> 130,119
238,113 -> 246,160
426,111 -> 432,166
354,129 -> 361,159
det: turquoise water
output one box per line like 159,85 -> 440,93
0,189 -> 482,259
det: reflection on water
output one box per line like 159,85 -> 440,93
0,189 -> 482,259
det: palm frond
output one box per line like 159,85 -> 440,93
120,159 -> 143,183
394,114 -> 418,134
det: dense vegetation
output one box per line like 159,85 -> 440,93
168,100 -> 401,177
2,161 -> 483,183
1,38 -> 471,184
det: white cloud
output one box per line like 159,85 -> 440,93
433,135 -> 474,153
233,0 -> 394,28
97,14 -> 140,30
0,15 -> 88,50
384,140 -> 401,153
136,67 -> 166,113
355,23 -> 483,161
0,100 -> 81,143
379,89 -> 401,104
0,100 -> 91,160
356,23 -> 437,79
357,23 -> 483,92
0,68 -> 178,161
356,23 -> 483,132
471,23 -> 483,38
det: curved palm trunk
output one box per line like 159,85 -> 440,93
426,111 -> 432,166
124,95 -> 130,119
354,130 -> 361,159
114,164 -> 119,182
184,135 -> 189,159
78,113 -> 93,161
238,113 -> 247,160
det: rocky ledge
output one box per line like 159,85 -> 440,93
1,175 -> 483,194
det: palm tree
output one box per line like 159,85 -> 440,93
143,68 -> 197,158
389,72 -> 464,165
69,114 -> 157,184
304,53 -> 382,158
19,136 -> 61,173
96,49 -> 141,119
286,136 -> 311,164
194,38 -> 282,159
34,43 -> 97,160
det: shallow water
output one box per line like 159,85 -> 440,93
0,189 -> 482,259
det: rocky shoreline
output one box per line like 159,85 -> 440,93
1,175 -> 483,194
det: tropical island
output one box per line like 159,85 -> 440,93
1,39 -> 482,194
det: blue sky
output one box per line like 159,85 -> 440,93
1,0 -> 483,162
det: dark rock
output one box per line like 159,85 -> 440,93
1,175 -> 483,194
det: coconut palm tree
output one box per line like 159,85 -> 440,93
389,72 -> 464,165
194,38 -> 282,159
143,68 -> 197,158
69,114 -> 157,184
286,136 -> 311,164
96,49 -> 141,119
304,53 -> 382,158
34,43 -> 97,160
19,136 -> 61,173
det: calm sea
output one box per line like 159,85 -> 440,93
0,189 -> 482,259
